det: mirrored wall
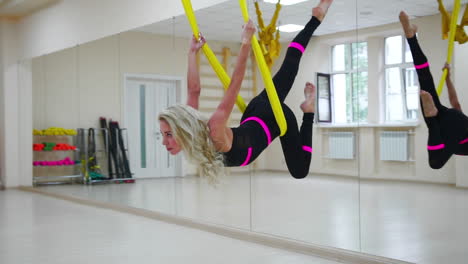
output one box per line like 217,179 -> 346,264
27,0 -> 468,263
356,0 -> 468,263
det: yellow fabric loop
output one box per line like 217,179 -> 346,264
181,0 -> 247,113
438,0 -> 468,43
240,0 -> 287,136
254,1 -> 282,68
437,0 -> 462,96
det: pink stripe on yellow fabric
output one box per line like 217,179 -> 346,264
415,62 -> 430,69
241,117 -> 272,145
240,147 -> 253,167
302,146 -> 313,153
288,42 -> 305,53
427,144 -> 445,150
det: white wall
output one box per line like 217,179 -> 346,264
0,19 -> 23,188
17,0 -> 229,59
32,31 -> 249,128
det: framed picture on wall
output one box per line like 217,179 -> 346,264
316,73 -> 332,123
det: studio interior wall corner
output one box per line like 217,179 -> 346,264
17,0 -> 229,59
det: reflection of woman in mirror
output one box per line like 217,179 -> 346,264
400,11 -> 468,169
158,0 -> 334,183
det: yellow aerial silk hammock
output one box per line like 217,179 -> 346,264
255,0 -> 282,69
181,0 -> 288,136
436,0 -> 467,96
438,0 -> 468,43
181,0 -> 247,113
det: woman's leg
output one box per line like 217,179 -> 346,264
400,11 -> 445,111
422,106 -> 468,168
258,0 -> 332,102
444,109 -> 468,156
400,11 -> 454,169
425,115 -> 453,169
279,83 -> 315,179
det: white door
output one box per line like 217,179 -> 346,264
125,76 -> 180,178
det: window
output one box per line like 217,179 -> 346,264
317,73 -> 331,122
384,35 -> 419,121
330,42 -> 368,123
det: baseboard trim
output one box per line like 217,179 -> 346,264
18,186 -> 413,264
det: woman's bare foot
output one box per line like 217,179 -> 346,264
313,0 -> 333,22
420,90 -> 438,117
300,82 -> 316,113
399,11 -> 418,38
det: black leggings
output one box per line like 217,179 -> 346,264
242,16 -> 319,178
407,36 -> 468,169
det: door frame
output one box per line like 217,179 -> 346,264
122,73 -> 185,178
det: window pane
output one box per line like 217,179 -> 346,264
386,94 -> 404,121
332,74 -> 349,123
318,75 -> 331,122
385,36 -> 402,65
386,68 -> 403,121
386,67 -> 402,94
332,44 -> 346,71
352,42 -> 368,70
333,44 -> 351,71
405,68 -> 419,119
352,72 -> 368,122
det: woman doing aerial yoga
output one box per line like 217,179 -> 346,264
158,0 -> 334,182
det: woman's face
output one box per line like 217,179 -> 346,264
159,120 -> 182,155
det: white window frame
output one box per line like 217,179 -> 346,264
330,42 -> 368,124
384,35 -> 419,122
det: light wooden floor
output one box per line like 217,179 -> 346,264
0,189 -> 346,264
35,172 -> 468,264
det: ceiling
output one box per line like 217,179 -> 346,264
136,0 -> 468,42
0,0 -> 59,18
1,0 -> 466,41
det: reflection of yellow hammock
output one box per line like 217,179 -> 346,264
181,0 -> 287,136
436,0 -> 466,96
255,0 -> 282,69
438,0 -> 468,43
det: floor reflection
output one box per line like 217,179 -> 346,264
36,172 -> 468,263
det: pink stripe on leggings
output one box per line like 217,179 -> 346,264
302,146 -> 313,153
288,42 -> 305,53
415,62 -> 430,69
241,117 -> 272,145
240,147 -> 253,167
427,144 -> 445,150
460,138 -> 468,145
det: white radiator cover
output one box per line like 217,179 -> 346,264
328,132 -> 355,160
380,131 -> 409,161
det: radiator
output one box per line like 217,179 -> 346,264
328,132 -> 355,159
380,131 -> 409,161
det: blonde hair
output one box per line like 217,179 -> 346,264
158,104 -> 224,183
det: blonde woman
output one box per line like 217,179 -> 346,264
159,0 -> 333,182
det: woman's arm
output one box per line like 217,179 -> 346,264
186,35 -> 206,109
210,20 -> 255,122
444,63 -> 462,112
208,20 -> 256,145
